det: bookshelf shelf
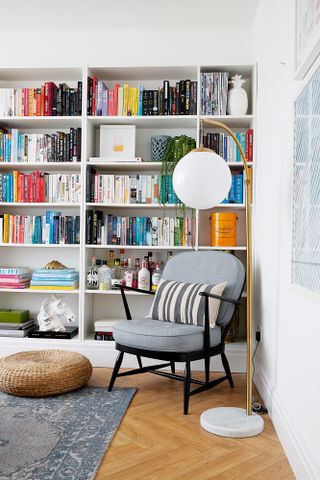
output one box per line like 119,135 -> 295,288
88,115 -> 197,128
0,243 -> 80,248
0,63 -> 255,371
199,115 -> 254,128
0,288 -> 79,294
0,202 -> 80,207
0,162 -> 81,171
85,245 -> 193,250
0,116 -> 82,128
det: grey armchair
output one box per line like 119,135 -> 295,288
108,251 -> 245,414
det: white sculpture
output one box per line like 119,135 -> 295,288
227,74 -> 248,115
37,295 -> 76,332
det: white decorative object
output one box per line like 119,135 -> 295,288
172,149 -> 231,209
37,295 -> 76,332
227,74 -> 248,115
201,407 -> 264,438
99,125 -> 136,160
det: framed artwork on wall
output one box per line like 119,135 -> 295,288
295,0 -> 320,79
99,125 -> 136,160
292,63 -> 320,292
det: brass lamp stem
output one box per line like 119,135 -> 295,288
201,118 -> 253,416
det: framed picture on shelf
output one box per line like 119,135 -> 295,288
99,125 -> 136,160
295,0 -> 320,79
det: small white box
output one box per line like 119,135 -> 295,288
99,125 -> 136,160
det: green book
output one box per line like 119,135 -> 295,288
0,309 -> 29,324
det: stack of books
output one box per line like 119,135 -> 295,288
0,212 -> 80,245
200,72 -> 229,115
30,268 -> 79,290
0,267 -> 30,289
202,130 -> 254,163
87,78 -> 197,116
0,82 -> 82,117
0,309 -> 36,338
0,171 -> 81,203
94,319 -> 117,341
0,128 -> 81,163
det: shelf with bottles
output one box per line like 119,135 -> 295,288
85,249 -> 172,294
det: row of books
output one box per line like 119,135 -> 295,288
200,72 -> 229,115
0,172 -> 81,203
86,171 -> 179,205
203,130 -> 254,163
0,267 -> 30,289
0,82 -> 82,117
0,128 -> 81,163
87,78 -> 198,116
86,211 -> 194,247
30,268 -> 79,290
0,212 -> 80,245
222,172 -> 244,204
94,319 -> 116,341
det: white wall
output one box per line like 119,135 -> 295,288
0,0 -> 257,67
254,1 -> 320,478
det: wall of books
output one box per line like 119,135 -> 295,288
0,65 -> 254,370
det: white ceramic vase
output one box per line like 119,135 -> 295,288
227,74 -> 248,115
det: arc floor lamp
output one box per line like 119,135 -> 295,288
173,118 -> 264,437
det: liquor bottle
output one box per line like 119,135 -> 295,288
108,250 -> 115,268
111,258 -> 123,288
98,260 -> 112,290
124,258 -> 134,287
132,258 -> 141,289
151,262 -> 162,291
138,260 -> 151,291
86,256 -> 99,290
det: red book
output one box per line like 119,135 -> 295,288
92,76 -> 97,115
246,129 -> 254,162
19,216 -> 24,244
36,89 -> 41,116
39,173 -> 45,202
21,89 -> 26,116
40,85 -> 45,116
114,83 -> 120,117
27,175 -> 32,202
44,82 -> 56,116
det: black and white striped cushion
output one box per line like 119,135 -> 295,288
149,279 -> 227,328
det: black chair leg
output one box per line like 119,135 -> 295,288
204,355 -> 210,384
108,351 -> 124,391
137,355 -> 143,369
170,361 -> 175,374
184,361 -> 191,415
221,352 -> 234,388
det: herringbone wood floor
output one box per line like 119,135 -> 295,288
89,368 -> 295,480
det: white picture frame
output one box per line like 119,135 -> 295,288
99,125 -> 136,160
295,0 -> 320,79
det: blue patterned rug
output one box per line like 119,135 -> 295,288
0,387 -> 136,480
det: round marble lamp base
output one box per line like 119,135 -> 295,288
200,407 -> 264,438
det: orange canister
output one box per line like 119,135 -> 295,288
210,213 -> 237,247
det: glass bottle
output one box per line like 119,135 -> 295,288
152,262 -> 162,291
124,258 -> 134,287
98,260 -> 112,290
138,260 -> 151,291
108,250 -> 115,268
86,256 -> 99,290
111,258 -> 123,289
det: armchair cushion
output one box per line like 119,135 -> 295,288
113,319 -> 221,353
148,279 -> 227,328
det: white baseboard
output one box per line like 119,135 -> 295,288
254,360 -> 319,480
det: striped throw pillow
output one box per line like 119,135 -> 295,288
148,279 -> 227,328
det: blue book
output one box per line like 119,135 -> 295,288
138,85 -> 144,116
136,217 -> 141,245
141,217 -> 147,246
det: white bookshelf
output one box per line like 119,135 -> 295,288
0,64 -> 254,372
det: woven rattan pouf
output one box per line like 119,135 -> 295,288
0,350 -> 93,397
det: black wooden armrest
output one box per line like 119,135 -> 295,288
199,291 -> 241,306
119,285 -> 155,296
118,285 -> 155,320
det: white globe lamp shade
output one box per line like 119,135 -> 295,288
172,149 -> 232,209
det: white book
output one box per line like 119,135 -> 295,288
117,87 -> 123,116
141,175 -> 147,203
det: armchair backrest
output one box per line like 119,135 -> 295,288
162,251 -> 245,327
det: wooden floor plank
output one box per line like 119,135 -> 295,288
89,368 -> 295,480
